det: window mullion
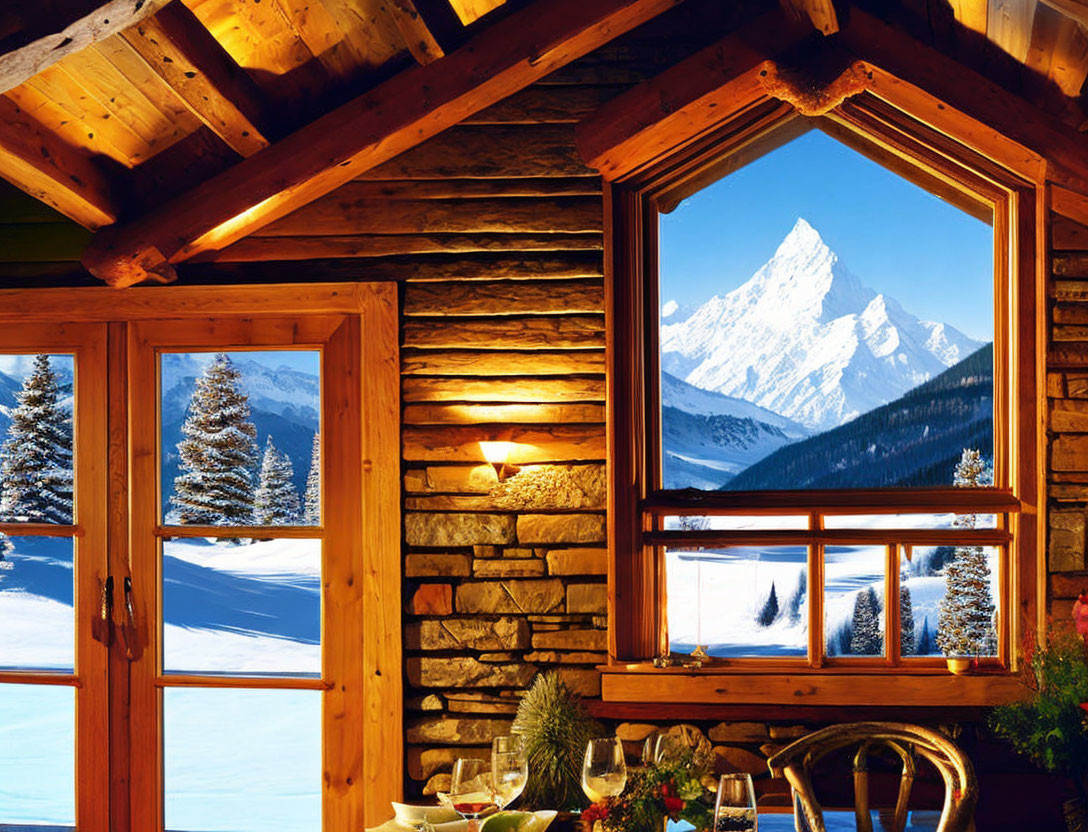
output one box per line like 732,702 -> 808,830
886,544 -> 901,667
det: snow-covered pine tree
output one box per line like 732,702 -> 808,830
254,436 -> 302,525
756,581 -> 779,627
171,353 -> 258,526
900,584 -> 916,655
303,432 -> 320,525
0,354 -> 73,524
788,570 -> 806,624
850,586 -> 883,655
917,616 -> 933,655
937,449 -> 997,657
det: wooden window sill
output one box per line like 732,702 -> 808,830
599,665 -> 1026,708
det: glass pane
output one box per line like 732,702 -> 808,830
0,684 -> 74,827
824,512 -> 998,529
664,514 -> 808,530
902,545 -> 1000,658
825,546 -> 886,658
164,688 -> 320,832
666,546 -> 808,657
161,351 -> 321,526
0,536 -> 73,672
658,130 -> 994,492
163,538 -> 320,677
0,354 -> 74,524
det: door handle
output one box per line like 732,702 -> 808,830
119,576 -> 137,661
91,575 -> 113,647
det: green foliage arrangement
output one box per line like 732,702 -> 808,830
581,746 -> 715,832
990,625 -> 1088,793
511,672 -> 601,811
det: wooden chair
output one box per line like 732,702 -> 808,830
765,722 -> 977,832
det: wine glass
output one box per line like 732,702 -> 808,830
641,733 -> 659,766
491,735 -> 528,810
449,757 -> 495,832
714,773 -> 757,832
581,737 -> 627,804
652,732 -> 686,765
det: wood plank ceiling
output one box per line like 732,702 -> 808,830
2,0 -> 1088,285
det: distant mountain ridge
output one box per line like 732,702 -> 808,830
725,344 -> 993,490
661,371 -> 809,489
660,218 -> 982,431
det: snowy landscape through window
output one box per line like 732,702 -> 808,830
656,131 -> 1005,664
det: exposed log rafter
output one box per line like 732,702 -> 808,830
1041,0 -> 1088,29
779,0 -> 840,35
0,0 -> 175,95
391,0 -> 467,64
81,0 -> 685,287
120,2 -> 271,157
0,94 -> 117,229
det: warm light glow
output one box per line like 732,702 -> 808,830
479,441 -> 515,465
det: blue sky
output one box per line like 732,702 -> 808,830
659,130 -> 995,341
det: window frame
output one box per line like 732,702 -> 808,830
604,92 -> 1043,706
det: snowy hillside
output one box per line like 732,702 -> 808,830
661,372 -> 810,489
660,218 -> 982,431
0,534 -> 320,828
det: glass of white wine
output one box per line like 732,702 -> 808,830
491,735 -> 528,810
581,737 -> 627,804
714,773 -> 757,832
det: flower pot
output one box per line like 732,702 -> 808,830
945,657 -> 971,674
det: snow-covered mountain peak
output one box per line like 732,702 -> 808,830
660,220 -> 985,431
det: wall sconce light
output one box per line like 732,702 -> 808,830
479,440 -> 519,481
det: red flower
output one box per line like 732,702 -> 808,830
1073,592 -> 1088,640
663,796 -> 685,814
1080,702 -> 1088,715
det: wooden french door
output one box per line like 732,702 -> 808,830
0,324 -> 109,832
0,284 -> 402,832
126,315 -> 366,832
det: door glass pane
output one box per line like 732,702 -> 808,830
0,354 -> 74,524
666,546 -> 808,658
0,536 -> 73,672
825,545 -> 886,657
0,684 -> 74,827
164,688 -> 321,832
161,351 -> 321,526
902,545 -> 1000,658
162,537 -> 320,677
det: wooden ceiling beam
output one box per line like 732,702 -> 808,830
838,9 -> 1088,188
1040,0 -> 1088,29
81,0 -> 683,287
574,13 -> 817,180
391,0 -> 467,64
0,95 -> 117,229
0,0 -> 174,95
120,2 -> 271,157
779,0 -> 840,35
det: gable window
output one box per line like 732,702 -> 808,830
601,92 -> 1041,705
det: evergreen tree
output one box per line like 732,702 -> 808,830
900,584 -> 916,655
917,616 -> 934,655
850,586 -> 883,655
788,570 -> 806,624
756,581 -> 779,627
254,436 -> 302,525
0,355 -> 72,524
171,353 -> 258,526
303,432 -> 320,525
937,449 -> 997,657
